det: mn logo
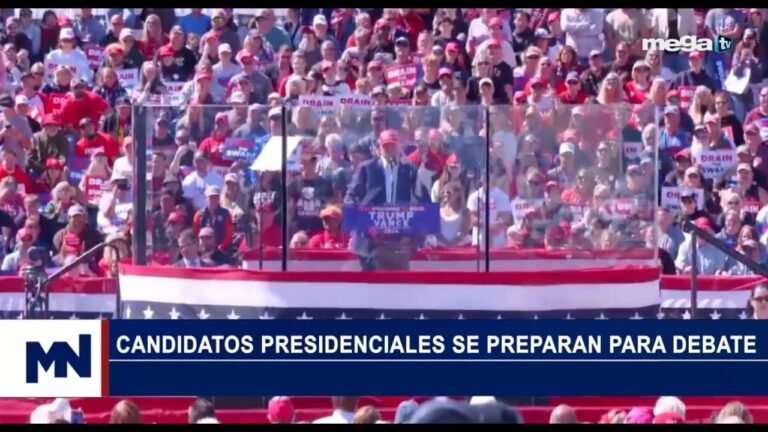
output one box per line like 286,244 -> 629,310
25,334 -> 92,384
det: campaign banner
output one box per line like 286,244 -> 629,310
298,95 -> 375,115
84,44 -> 105,70
117,68 -> 139,90
660,187 -> 705,211
84,175 -> 109,205
622,141 -> 643,162
384,63 -> 418,88
708,51 -> 728,91
604,198 -> 638,220
677,85 -> 694,111
697,149 -> 737,179
102,320 -> 768,396
511,198 -> 543,227
222,136 -> 267,163
163,81 -> 186,105
67,163 -> 88,184
341,203 -> 440,235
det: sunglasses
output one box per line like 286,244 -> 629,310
753,296 -> 768,303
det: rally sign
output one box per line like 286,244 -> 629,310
342,203 -> 441,235
660,187 -> 705,211
511,198 -> 543,227
117,68 -> 140,90
604,199 -> 638,220
222,137 -> 264,163
622,141 -> 643,162
84,44 -> 105,69
163,81 -> 186,105
697,149 -> 737,179
384,63 -> 418,88
677,86 -> 694,111
84,175 -> 109,205
298,95 -> 337,115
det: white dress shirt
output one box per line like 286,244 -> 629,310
381,157 -> 398,204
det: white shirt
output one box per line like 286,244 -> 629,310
466,186 -> 512,248
182,169 -> 224,209
381,157 -> 399,204
96,191 -> 133,236
313,409 -> 355,424
44,48 -> 93,83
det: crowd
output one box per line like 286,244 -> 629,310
0,8 -> 764,274
26,395 -> 754,424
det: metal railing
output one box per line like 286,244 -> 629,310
684,219 -> 768,319
29,238 -> 130,319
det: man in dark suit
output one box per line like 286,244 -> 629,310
345,129 -> 417,205
174,229 -> 214,268
345,129 -> 417,271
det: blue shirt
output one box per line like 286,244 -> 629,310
178,13 -> 212,36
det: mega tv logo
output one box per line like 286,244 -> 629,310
25,334 -> 92,383
642,35 -> 733,53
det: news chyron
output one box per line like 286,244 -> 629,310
0,321 -> 103,397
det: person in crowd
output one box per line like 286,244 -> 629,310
52,204 -> 103,263
109,400 -> 141,424
192,186 -> 233,253
313,397 -> 359,424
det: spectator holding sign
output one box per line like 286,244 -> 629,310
44,28 -> 92,84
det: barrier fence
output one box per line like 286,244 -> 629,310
131,102 -> 658,272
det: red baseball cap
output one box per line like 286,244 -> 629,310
446,42 -> 460,53
689,51 -> 704,60
267,397 -> 295,424
379,129 -> 399,145
167,212 -> 185,224
42,114 -> 61,127
45,158 -> 63,170
693,217 -> 713,231
653,412 -> 684,424
158,45 -> 175,58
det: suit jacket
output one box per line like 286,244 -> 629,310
345,157 -> 417,205
173,258 -> 214,268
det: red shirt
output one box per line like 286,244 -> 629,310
624,81 -> 648,105
198,132 -> 230,167
75,132 -> 121,163
138,36 -> 170,59
0,165 -> 35,194
59,91 -> 109,129
308,230 -> 349,249
558,90 -> 589,104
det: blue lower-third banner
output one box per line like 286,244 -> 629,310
107,320 -> 767,396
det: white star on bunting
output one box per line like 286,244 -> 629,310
565,313 -> 575,320
297,311 -> 313,320
69,313 -> 80,320
197,309 -> 210,320
533,314 -> 539,320
496,314 -> 503,320
169,307 -> 181,320
376,313 -> 389,320
739,310 -> 749,320
335,312 -> 352,320
415,313 -> 428,320
259,311 -> 275,320
16,312 -> 24,319
709,310 -> 721,320
143,306 -> 154,319
681,310 -> 692,320
595,312 -> 609,320
124,306 -> 132,319
656,311 -> 665,320
629,312 -> 643,320
227,310 -> 241,320
457,313 -> 465,320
